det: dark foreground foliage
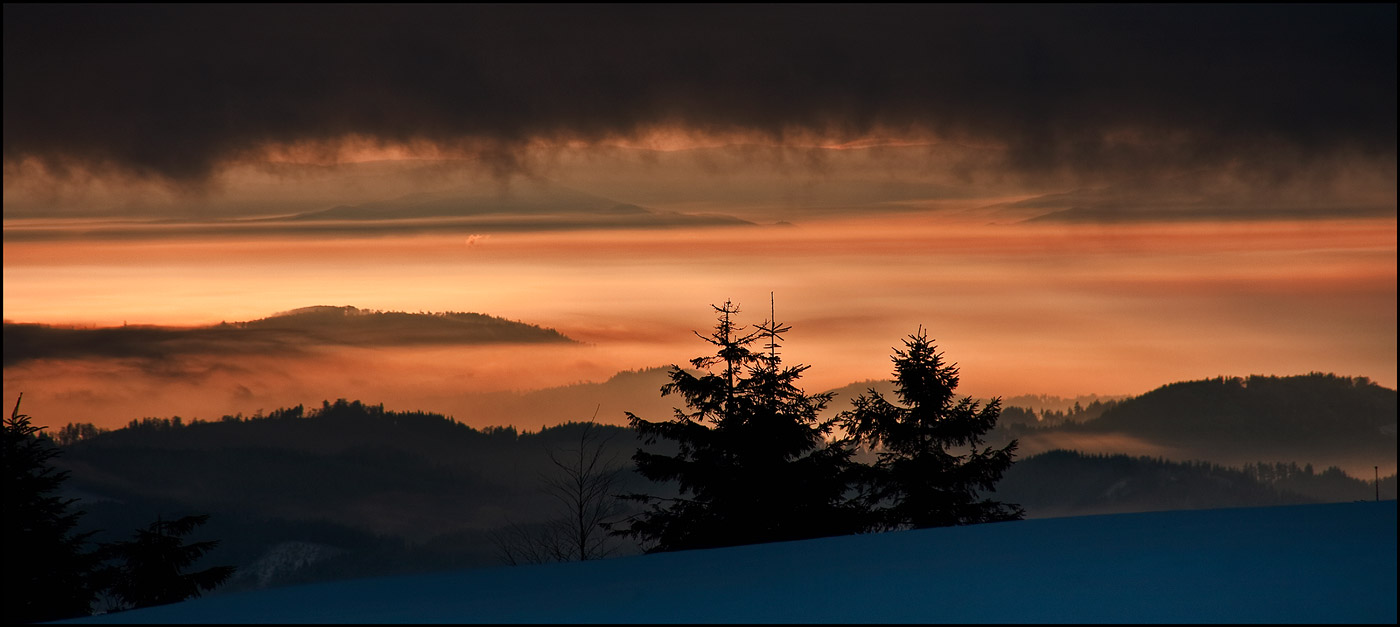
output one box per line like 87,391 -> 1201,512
610,301 -> 864,552
2,394 -> 102,622
840,328 -> 1024,530
611,303 -> 1024,552
3,395 -> 235,622
102,514 -> 236,611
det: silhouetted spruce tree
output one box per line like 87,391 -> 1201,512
104,514 -> 235,610
839,329 -> 1024,529
2,394 -> 102,623
610,300 -> 863,552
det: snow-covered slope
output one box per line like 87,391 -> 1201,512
65,501 -> 1396,624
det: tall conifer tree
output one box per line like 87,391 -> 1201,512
104,514 -> 235,610
2,394 -> 101,623
839,329 -> 1024,529
611,301 -> 862,552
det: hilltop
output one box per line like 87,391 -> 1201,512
1000,373 -> 1397,475
2,306 -> 573,367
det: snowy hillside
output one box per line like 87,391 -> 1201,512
64,501 -> 1396,624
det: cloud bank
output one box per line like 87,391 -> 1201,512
5,5 -> 1394,184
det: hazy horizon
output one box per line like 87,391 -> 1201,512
4,4 -> 1395,436
5,204 -> 1395,432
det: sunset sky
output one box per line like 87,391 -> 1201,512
3,5 -> 1395,430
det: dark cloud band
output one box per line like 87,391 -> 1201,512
4,4 -> 1395,181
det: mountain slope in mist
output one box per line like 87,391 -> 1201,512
996,450 -> 1394,519
1080,374 -> 1394,473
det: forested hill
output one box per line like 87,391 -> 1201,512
240,306 -> 575,345
2,306 -> 573,366
57,399 -> 641,481
997,450 -> 1394,519
49,395 -> 1396,594
1067,374 -> 1396,464
53,401 -> 658,590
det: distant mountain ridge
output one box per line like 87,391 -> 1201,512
997,373 -> 1397,477
958,180 -> 1397,224
1081,373 -> 1395,439
2,306 -> 573,366
268,180 -> 753,229
236,305 -> 575,345
1081,374 -> 1394,468
1,178 -> 755,243
282,182 -> 652,221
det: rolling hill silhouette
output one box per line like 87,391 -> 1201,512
1064,374 -> 1395,473
2,306 -> 574,367
47,373 -> 1397,593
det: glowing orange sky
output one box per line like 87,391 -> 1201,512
5,198 -> 1395,431
4,109 -> 1397,431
